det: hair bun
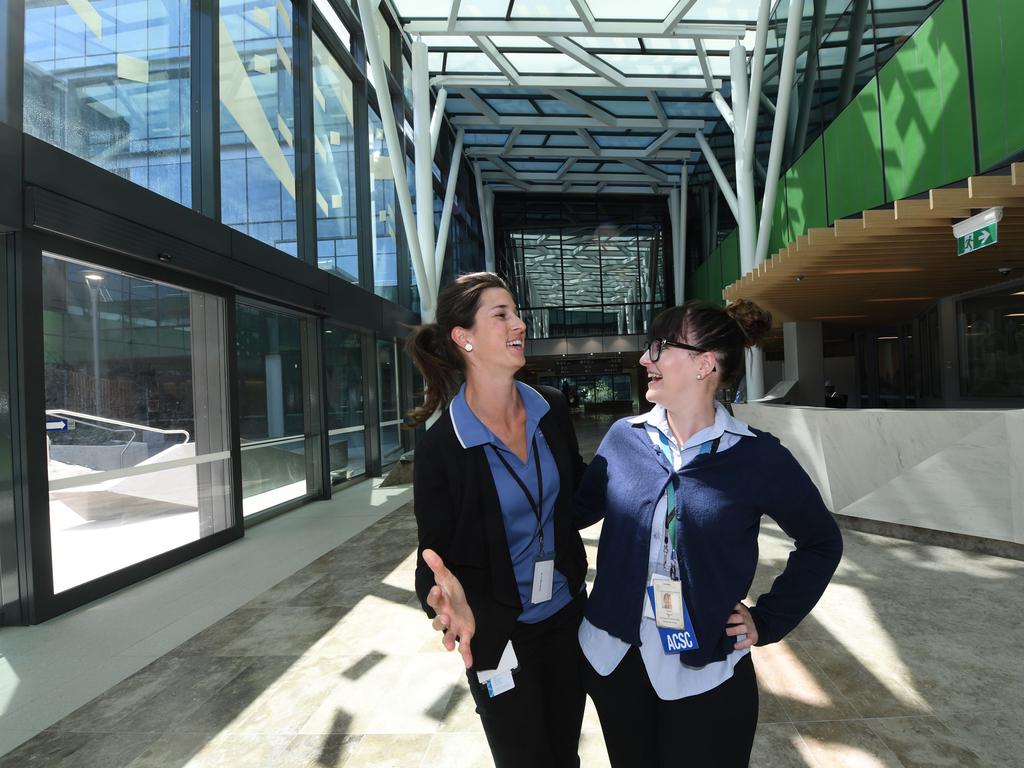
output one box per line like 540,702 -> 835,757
726,299 -> 772,348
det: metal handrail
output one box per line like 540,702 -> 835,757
45,409 -> 191,444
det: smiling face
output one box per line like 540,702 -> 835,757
640,331 -> 718,409
451,287 -> 527,376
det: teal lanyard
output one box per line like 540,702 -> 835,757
657,430 -> 721,578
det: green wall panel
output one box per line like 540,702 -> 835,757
708,249 -> 723,306
769,179 -> 789,256
784,137 -> 827,240
968,0 -> 1024,170
880,0 -> 975,200
825,77 -> 885,222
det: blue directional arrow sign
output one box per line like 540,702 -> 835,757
46,418 -> 69,432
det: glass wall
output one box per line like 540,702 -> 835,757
497,198 -> 669,339
42,253 -> 233,593
324,323 -> 366,482
313,33 -> 359,282
539,374 -> 632,406
959,289 -> 1024,398
369,109 -> 399,302
24,0 -> 191,205
377,339 -> 402,466
236,302 -> 313,515
220,0 -> 297,255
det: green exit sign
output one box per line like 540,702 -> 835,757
958,222 -> 998,255
954,207 -> 1002,256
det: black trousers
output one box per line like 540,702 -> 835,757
467,594 -> 586,768
584,646 -> 758,768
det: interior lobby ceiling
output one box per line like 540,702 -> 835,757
386,0 -> 939,196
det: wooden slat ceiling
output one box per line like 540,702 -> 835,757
723,163 -> 1024,325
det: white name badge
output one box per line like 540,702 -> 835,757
652,574 -> 684,630
477,640 -> 518,698
531,556 -> 554,604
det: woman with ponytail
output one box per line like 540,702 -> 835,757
575,299 -> 843,767
407,272 -> 589,768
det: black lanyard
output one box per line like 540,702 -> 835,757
490,435 -> 546,553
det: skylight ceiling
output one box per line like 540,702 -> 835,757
387,0 -> 936,195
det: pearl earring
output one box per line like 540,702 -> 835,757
696,373 -> 704,380
464,343 -> 473,352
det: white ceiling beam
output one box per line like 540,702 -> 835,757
661,0 -> 698,33
406,19 -> 749,38
482,171 -> 669,183
693,38 -> 715,91
446,0 -> 461,31
646,91 -> 668,128
472,35 -> 521,84
453,114 -> 704,130
575,128 -> 601,153
568,0 -> 596,33
542,36 -> 628,86
431,74 -> 720,90
503,126 -> 521,152
555,158 -> 577,180
545,89 -> 617,127
458,88 -> 499,123
466,146 -> 695,160
622,159 -> 671,183
643,129 -> 678,156
489,157 -> 531,190
711,90 -> 734,132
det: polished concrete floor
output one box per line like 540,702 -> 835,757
1,414 -> 1021,767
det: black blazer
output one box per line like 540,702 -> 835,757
413,384 -> 587,670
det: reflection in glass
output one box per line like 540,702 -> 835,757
236,303 -> 310,515
499,200 -> 666,339
24,0 -> 191,205
313,34 -> 359,282
959,291 -> 1024,398
369,109 -> 399,302
43,254 -> 232,593
377,340 -> 402,466
324,324 -> 366,482
220,0 -> 297,254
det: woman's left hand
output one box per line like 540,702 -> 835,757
725,602 -> 758,650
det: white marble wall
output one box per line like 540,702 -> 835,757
734,404 -> 1023,544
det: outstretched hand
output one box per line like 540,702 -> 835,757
423,549 -> 476,669
725,602 -> 758,650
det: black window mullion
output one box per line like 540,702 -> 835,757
293,0 -> 318,267
191,0 -> 220,219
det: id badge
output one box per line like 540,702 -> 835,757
652,576 -> 684,629
646,577 -> 699,655
531,556 -> 554,604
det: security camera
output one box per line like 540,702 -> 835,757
997,266 -> 1013,276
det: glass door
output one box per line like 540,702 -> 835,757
236,301 -> 322,517
41,252 -> 235,594
377,339 -> 402,466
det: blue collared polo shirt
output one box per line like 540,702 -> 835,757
450,381 -> 571,623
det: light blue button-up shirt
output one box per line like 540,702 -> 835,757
579,400 -> 755,699
450,381 -> 572,623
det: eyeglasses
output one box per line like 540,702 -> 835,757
646,338 -> 709,362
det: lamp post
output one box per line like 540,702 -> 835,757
83,273 -> 104,415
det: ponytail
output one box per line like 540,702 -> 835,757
405,323 -> 464,425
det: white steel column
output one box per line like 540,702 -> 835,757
430,87 -> 448,156
473,162 -> 495,272
667,188 -> 680,301
730,43 -> 756,275
435,128 -> 465,286
676,165 -> 687,305
695,131 -> 738,219
412,39 -> 437,296
746,0 -> 804,400
355,0 -> 431,320
484,188 -> 496,272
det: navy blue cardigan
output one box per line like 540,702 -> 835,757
576,417 -> 842,667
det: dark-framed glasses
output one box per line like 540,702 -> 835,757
647,338 -> 709,362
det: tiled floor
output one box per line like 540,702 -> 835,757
2,417 -> 1022,767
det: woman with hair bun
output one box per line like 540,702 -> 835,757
406,272 -> 589,768
575,299 -> 843,768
